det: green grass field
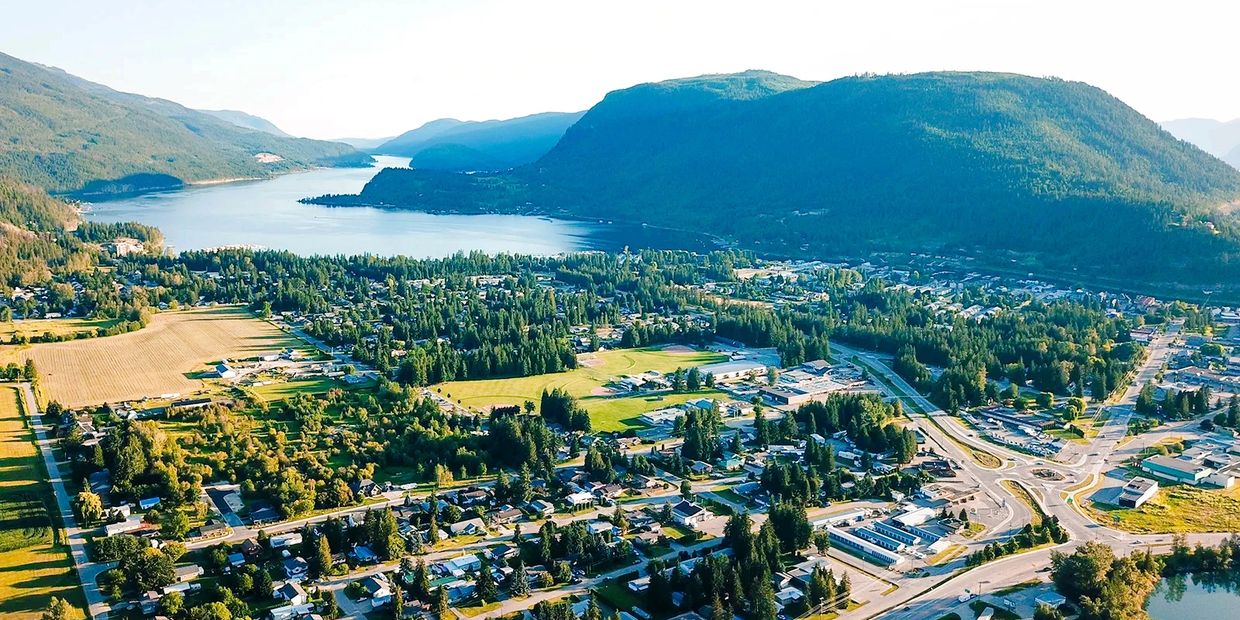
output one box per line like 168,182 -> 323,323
0,385 -> 82,619
248,376 -> 346,402
1083,481 -> 1240,533
437,346 -> 728,431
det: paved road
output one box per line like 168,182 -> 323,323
21,382 -> 112,619
830,332 -> 1210,620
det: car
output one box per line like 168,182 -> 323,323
958,591 -> 976,603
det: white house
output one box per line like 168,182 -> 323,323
672,501 -> 708,528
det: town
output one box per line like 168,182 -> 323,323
4,245 -> 1237,620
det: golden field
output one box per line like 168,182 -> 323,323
13,306 -> 303,407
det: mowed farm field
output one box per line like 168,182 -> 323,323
438,346 -> 728,431
10,306 -> 305,407
0,385 -> 81,618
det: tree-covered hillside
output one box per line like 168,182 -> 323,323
197,109 -> 291,137
376,111 -> 586,171
0,51 -> 370,195
337,71 -> 1240,288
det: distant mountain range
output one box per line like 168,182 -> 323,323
1162,117 -> 1240,169
333,136 -> 397,150
374,111 -> 585,171
0,51 -> 370,196
317,70 -> 1240,291
198,109 -> 291,137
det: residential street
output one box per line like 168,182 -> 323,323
21,382 -> 112,620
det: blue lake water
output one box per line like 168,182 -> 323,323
1146,573 -> 1240,619
83,156 -> 705,258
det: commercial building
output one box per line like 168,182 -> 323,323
1117,477 -> 1159,508
696,360 -> 767,383
825,526 -> 906,566
1141,455 -> 1214,485
873,521 -> 922,545
854,527 -> 907,552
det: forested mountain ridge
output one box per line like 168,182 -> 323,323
329,71 -> 1240,289
376,111 -> 586,171
1162,117 -> 1240,164
0,51 -> 370,195
197,109 -> 291,137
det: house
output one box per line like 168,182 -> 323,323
363,575 -> 393,607
443,579 -> 476,603
228,552 -> 247,568
627,576 -> 651,592
241,538 -> 263,557
672,501 -> 708,528
140,590 -> 161,615
273,581 -> 307,605
719,454 -> 744,471
566,491 -> 595,510
487,544 -> 518,562
443,553 -> 483,575
174,564 -> 204,582
449,518 -> 487,537
214,363 -> 237,379
139,497 -> 162,510
688,461 -> 713,475
527,499 -> 555,516
198,521 -> 229,539
350,545 -> 379,564
775,586 -> 805,607
104,515 -> 144,536
351,479 -> 382,498
587,521 -> 617,537
282,557 -> 309,580
268,603 -> 316,620
1117,477 -> 1159,508
491,506 -> 524,524
270,532 -> 303,549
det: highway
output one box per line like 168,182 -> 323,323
830,328 -> 1222,619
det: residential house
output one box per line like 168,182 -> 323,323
672,501 -> 708,528
273,581 -> 307,605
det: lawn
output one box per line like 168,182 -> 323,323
1083,482 -> 1240,533
437,346 -> 728,431
13,306 -> 310,407
248,376 -> 346,402
0,385 -> 82,619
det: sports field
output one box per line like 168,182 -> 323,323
438,346 -> 728,431
0,385 -> 81,618
15,306 -> 307,407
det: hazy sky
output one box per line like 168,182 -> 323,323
3,0 -> 1237,139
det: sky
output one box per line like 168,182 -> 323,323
2,0 -> 1238,139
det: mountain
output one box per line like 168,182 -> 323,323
333,136 -> 397,150
198,109 -> 291,137
0,51 -> 371,196
328,71 -> 1240,291
1161,118 -> 1240,162
375,111 -> 585,171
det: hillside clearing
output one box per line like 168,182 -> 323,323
15,306 -> 306,407
0,385 -> 81,618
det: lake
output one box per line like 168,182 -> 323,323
1147,573 -> 1240,619
83,156 -> 712,257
